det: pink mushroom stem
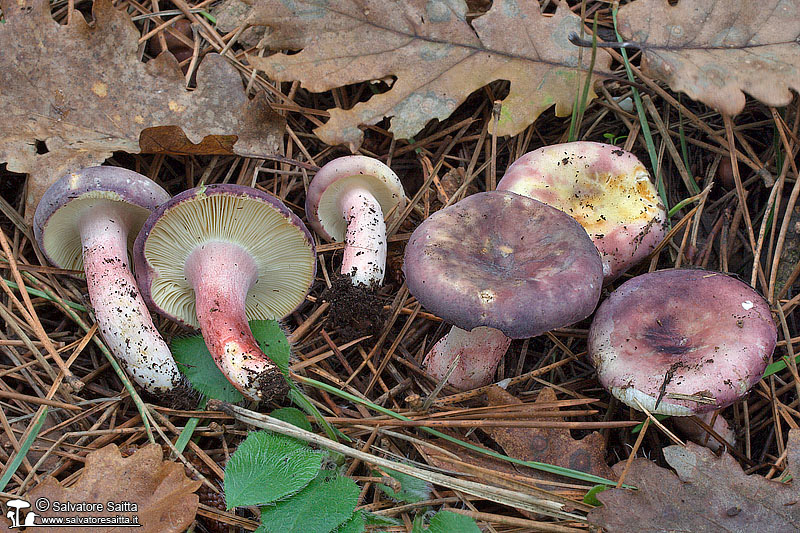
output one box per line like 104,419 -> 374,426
673,412 -> 736,452
79,204 -> 180,392
338,186 -> 387,287
184,241 -> 287,400
424,326 -> 512,390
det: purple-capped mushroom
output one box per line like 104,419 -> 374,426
305,155 -> 407,287
33,167 -> 182,394
403,191 -> 603,390
588,269 -> 777,416
498,142 -> 667,281
134,184 -> 315,402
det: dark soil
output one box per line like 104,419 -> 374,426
320,274 -> 387,342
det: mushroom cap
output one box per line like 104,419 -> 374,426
589,269 -> 777,416
403,191 -> 603,339
305,155 -> 407,242
497,142 -> 667,281
134,184 -> 316,328
33,166 -> 170,270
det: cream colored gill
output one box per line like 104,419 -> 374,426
43,194 -> 149,270
516,165 -> 660,237
144,194 -> 314,328
318,175 -> 404,242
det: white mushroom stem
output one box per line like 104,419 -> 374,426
338,186 -> 387,287
79,204 -> 180,393
184,241 -> 287,401
673,412 -> 736,453
424,326 -> 512,390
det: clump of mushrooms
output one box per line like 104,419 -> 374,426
34,167 -> 182,394
134,184 -> 316,401
403,191 -> 603,390
589,269 -> 777,450
498,141 -> 666,281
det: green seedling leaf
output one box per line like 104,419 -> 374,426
334,511 -> 365,533
270,407 -> 312,432
172,334 -> 244,403
257,473 -> 360,533
426,510 -> 481,533
584,484 -> 608,507
225,431 -> 324,508
250,320 -> 291,376
375,467 -> 431,504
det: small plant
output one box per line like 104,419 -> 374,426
603,132 -> 628,145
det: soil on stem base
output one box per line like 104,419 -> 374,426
321,274 -> 387,342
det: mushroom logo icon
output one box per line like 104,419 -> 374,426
4,498 -> 38,529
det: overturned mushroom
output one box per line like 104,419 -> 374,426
589,269 -> 776,439
134,184 -> 315,401
34,167 -> 182,394
403,191 -> 603,389
498,142 -> 666,281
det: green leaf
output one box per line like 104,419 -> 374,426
375,468 -> 431,504
257,473 -> 360,533
363,512 -> 402,527
171,334 -> 244,402
334,511 -> 365,533
250,320 -> 291,376
270,407 -> 312,432
426,511 -> 481,533
225,431 -> 324,509
583,484 -> 608,507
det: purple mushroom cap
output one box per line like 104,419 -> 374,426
134,183 -> 316,328
33,166 -> 170,270
403,191 -> 603,339
589,269 -> 777,415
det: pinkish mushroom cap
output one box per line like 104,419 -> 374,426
588,269 -> 777,416
403,191 -> 603,339
305,155 -> 406,243
498,142 -> 667,281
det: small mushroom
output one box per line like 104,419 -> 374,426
498,142 -> 667,281
588,269 -> 777,416
403,191 -> 603,390
33,167 -> 182,393
305,155 -> 407,288
134,184 -> 315,401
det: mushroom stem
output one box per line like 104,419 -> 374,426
673,412 -> 736,452
184,241 -> 288,401
424,326 -> 512,390
338,186 -> 387,287
79,204 -> 180,393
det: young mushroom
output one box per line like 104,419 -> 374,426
403,191 -> 603,390
134,184 -> 316,402
33,167 -> 182,394
498,142 -> 667,281
589,269 -> 777,447
305,155 -> 407,287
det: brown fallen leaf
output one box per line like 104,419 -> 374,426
0,0 -> 284,219
483,386 -> 616,483
24,443 -> 201,533
588,429 -> 800,533
246,0 -> 610,149
617,0 -> 800,116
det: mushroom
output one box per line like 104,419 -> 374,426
403,191 -> 603,390
305,155 -> 407,288
588,269 -> 776,425
497,142 -> 667,281
134,184 -> 316,401
33,167 -> 182,394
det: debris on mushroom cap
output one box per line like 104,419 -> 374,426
588,269 -> 777,416
134,184 -> 316,328
305,155 -> 407,242
33,166 -> 169,270
497,142 -> 667,281
403,190 -> 603,338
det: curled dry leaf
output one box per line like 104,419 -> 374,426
617,0 -> 800,116
588,429 -> 800,533
0,0 -> 284,220
246,0 -> 610,150
25,443 -> 201,533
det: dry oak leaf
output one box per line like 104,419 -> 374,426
24,443 -> 201,533
483,386 -> 616,483
0,0 -> 283,220
617,0 -> 800,116
588,429 -> 800,533
245,0 -> 610,149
